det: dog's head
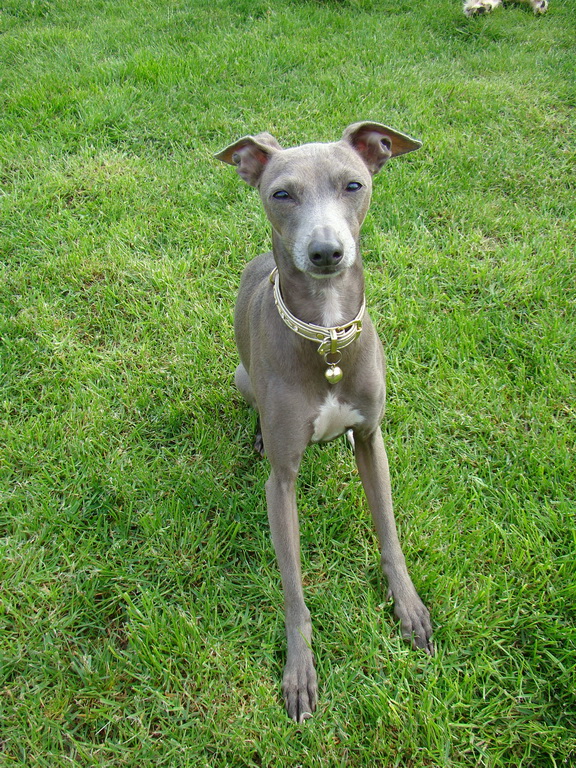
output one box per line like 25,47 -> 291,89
216,122 -> 421,278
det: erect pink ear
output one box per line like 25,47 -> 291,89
342,121 -> 422,175
214,132 -> 282,187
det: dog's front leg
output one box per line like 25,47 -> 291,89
354,428 -> 434,654
266,466 -> 317,722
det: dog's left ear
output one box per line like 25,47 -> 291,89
215,132 -> 282,187
342,122 -> 422,174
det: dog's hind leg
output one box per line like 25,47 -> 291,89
235,363 -> 256,408
235,364 -> 265,455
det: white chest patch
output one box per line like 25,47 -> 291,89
311,392 -> 365,443
319,285 -> 344,326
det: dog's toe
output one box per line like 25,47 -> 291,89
404,612 -> 434,656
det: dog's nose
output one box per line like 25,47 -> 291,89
307,231 -> 344,268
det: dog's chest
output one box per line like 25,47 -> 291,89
311,392 -> 364,443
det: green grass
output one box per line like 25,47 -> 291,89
1,0 -> 575,765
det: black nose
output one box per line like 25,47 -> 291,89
307,236 -> 344,267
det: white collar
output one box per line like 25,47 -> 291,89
270,267 -> 365,383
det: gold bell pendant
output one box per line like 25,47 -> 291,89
325,364 -> 343,384
323,337 -> 343,384
324,349 -> 343,384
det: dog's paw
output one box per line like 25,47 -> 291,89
254,432 -> 265,456
463,0 -> 501,16
530,0 -> 548,14
391,589 -> 434,656
282,653 -> 318,723
253,417 -> 265,456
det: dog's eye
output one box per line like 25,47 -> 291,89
346,182 -> 363,192
272,190 -> 291,200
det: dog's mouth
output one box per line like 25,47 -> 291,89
307,263 -> 345,278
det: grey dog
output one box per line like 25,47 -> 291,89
216,122 -> 433,722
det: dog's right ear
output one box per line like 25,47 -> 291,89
214,133 -> 282,187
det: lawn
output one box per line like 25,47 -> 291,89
0,0 -> 574,765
